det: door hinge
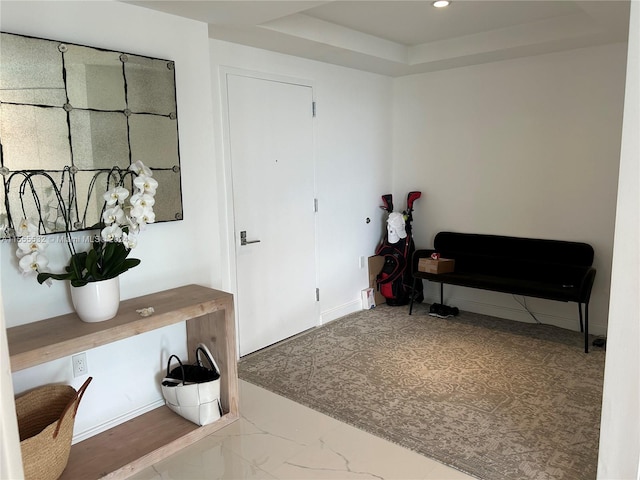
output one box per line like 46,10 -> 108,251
312,101 -> 316,117
314,198 -> 318,213
316,288 -> 320,301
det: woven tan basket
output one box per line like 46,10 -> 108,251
15,377 -> 92,480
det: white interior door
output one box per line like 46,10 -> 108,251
227,74 -> 318,356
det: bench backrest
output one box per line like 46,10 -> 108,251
433,232 -> 594,282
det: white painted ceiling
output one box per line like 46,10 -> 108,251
126,0 -> 630,76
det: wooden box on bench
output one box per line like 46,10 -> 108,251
418,258 -> 455,274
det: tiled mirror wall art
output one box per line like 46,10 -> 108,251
0,32 -> 183,237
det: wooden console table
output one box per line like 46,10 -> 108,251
7,284 -> 238,479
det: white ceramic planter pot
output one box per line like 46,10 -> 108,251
70,277 -> 120,323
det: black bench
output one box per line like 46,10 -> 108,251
409,232 -> 597,352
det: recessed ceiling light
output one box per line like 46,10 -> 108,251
433,0 -> 451,7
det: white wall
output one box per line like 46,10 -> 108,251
392,43 -> 627,335
209,40 -> 393,323
1,0 -> 220,440
1,291 -> 23,479
598,1 -> 640,477
1,2 -> 635,475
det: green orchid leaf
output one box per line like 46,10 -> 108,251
101,243 -> 131,277
86,248 -> 100,280
106,255 -> 138,277
122,258 -> 141,270
37,271 -> 72,284
111,258 -> 139,278
70,278 -> 91,288
68,252 -> 88,280
102,241 -> 117,265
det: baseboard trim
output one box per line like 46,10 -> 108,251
421,294 -> 607,337
320,299 -> 362,325
72,399 -> 165,444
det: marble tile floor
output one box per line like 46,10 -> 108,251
130,380 -> 476,480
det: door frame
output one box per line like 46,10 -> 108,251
218,67 -> 320,358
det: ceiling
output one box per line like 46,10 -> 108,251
125,0 -> 630,76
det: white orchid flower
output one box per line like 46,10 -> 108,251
16,239 -> 48,257
103,186 -> 130,206
18,251 -> 48,274
101,224 -> 123,242
141,210 -> 155,224
102,205 -> 126,225
121,232 -> 138,250
133,175 -> 158,196
126,216 -> 140,235
16,218 -> 38,237
131,204 -> 155,224
1,220 -> 9,238
130,192 -> 156,209
129,160 -> 153,177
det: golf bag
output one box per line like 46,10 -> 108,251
375,192 -> 424,306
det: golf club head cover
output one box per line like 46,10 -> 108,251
381,194 -> 393,213
407,191 -> 422,211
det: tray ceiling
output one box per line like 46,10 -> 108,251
125,1 -> 630,76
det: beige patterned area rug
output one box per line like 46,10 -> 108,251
238,303 -> 606,480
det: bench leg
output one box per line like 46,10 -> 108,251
579,302 -> 590,353
440,283 -> 444,305
409,277 -> 417,315
578,303 -> 584,333
585,302 -> 590,354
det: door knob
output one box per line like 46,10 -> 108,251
240,231 -> 261,246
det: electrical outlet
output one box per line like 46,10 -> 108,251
359,256 -> 366,269
72,352 -> 88,377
